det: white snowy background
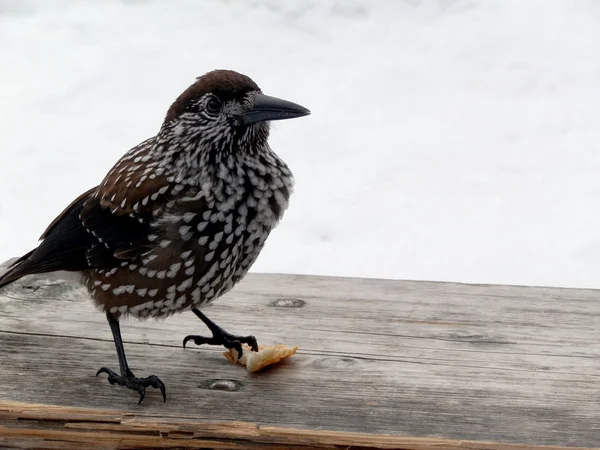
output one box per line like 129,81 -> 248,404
0,0 -> 599,288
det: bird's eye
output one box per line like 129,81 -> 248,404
206,98 -> 221,115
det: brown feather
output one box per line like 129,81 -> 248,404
40,187 -> 96,240
96,151 -> 172,219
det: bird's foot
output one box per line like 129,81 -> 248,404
96,367 -> 166,404
183,329 -> 258,358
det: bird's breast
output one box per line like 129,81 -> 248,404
85,178 -> 291,320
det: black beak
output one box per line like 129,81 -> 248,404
242,93 -> 311,125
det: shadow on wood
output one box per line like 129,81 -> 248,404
0,261 -> 598,449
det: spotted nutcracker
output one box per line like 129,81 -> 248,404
0,70 -> 310,403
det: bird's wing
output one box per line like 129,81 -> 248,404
79,154 -> 174,265
0,155 -> 175,289
0,187 -> 100,288
0,194 -> 91,274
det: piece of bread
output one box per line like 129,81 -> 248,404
223,344 -> 298,372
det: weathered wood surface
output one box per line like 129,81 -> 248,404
0,259 -> 598,449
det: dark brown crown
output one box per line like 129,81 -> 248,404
163,70 -> 261,124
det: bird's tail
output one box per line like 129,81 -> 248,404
0,249 -> 36,290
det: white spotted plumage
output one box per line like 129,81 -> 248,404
81,71 -> 295,320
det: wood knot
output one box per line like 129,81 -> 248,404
446,332 -> 513,345
268,298 -> 306,308
197,379 -> 244,392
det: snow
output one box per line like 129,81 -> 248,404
0,0 -> 599,288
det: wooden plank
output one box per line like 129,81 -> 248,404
0,401 -> 594,450
0,260 -> 598,448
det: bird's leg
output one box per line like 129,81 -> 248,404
96,312 -> 166,404
183,308 -> 258,358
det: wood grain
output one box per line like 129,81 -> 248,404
0,260 -> 598,449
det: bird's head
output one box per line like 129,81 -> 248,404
158,70 -> 310,161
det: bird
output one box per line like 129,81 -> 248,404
0,69 -> 310,403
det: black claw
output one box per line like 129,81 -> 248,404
138,388 -> 146,405
230,340 -> 243,359
146,374 -> 167,402
185,309 -> 259,358
182,335 -> 194,348
184,333 -> 250,358
96,367 -> 166,403
247,335 -> 259,353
